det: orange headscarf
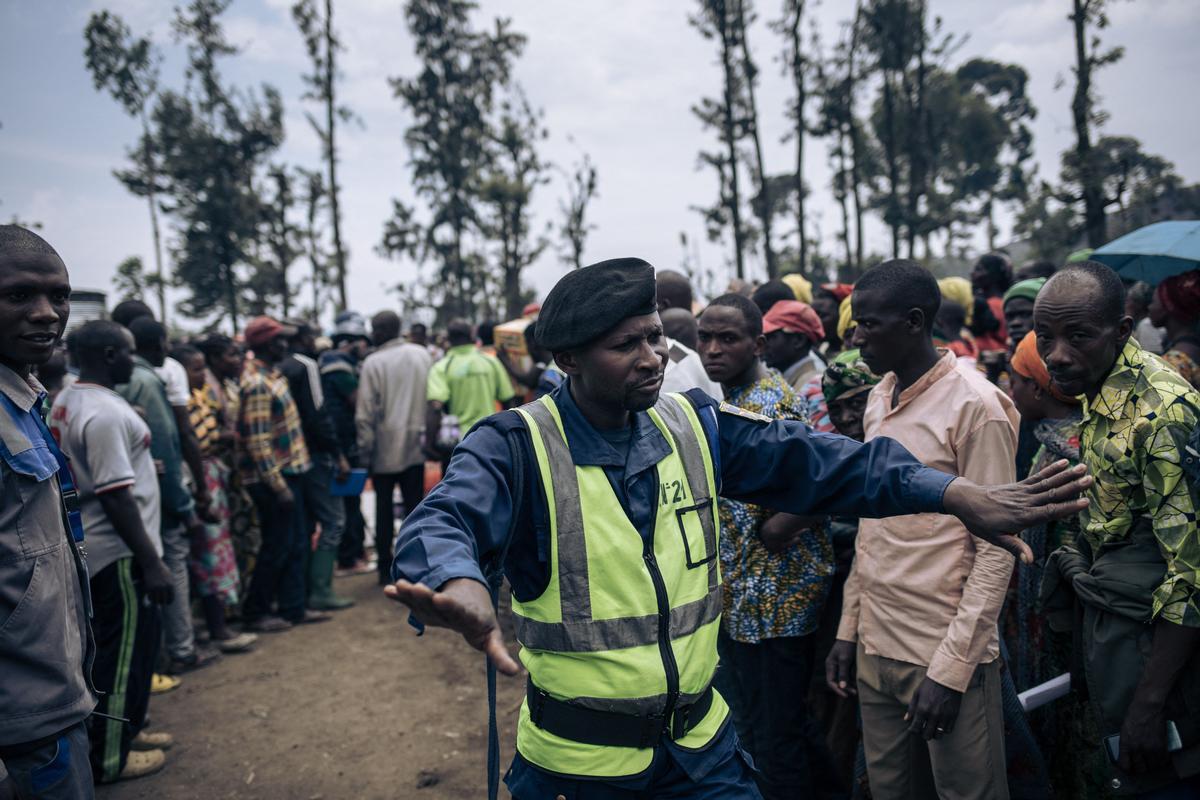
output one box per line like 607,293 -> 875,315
1010,333 -> 1079,405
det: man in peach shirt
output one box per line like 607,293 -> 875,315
826,260 -> 1018,800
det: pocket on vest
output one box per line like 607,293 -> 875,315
676,499 -> 716,569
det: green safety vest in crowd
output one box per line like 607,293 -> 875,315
510,392 -> 728,779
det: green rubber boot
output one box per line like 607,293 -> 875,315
308,549 -> 355,610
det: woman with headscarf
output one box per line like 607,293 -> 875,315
796,293 -> 864,431
1002,334 -> 1107,799
812,283 -> 853,359
1149,270 -> 1200,388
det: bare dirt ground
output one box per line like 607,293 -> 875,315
97,573 -> 524,800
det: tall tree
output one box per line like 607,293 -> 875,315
844,4 -> 868,273
112,255 -> 153,300
292,0 -> 352,310
557,149 -> 598,270
296,167 -> 329,318
861,0 -> 919,256
382,0 -> 526,320
1068,0 -> 1124,247
691,0 -> 749,279
479,90 -> 550,319
152,0 -> 284,330
954,58 -> 1036,250
733,0 -> 777,279
84,11 -> 168,321
776,0 -> 812,276
249,166 -> 304,318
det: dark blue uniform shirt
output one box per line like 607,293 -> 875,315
391,380 -> 954,793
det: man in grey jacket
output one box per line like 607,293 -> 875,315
356,310 -> 432,584
0,225 -> 97,798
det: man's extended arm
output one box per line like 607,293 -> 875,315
384,424 -> 522,674
691,391 -> 1088,561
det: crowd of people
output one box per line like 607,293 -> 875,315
0,223 -> 526,794
4,217 -> 1200,799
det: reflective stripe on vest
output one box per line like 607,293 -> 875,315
510,392 -> 728,779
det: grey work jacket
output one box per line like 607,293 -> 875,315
0,367 -> 96,749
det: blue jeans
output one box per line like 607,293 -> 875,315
3,722 -> 94,799
302,454 -> 346,552
243,475 -> 308,622
159,519 -> 197,661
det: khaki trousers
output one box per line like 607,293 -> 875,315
857,644 -> 1009,800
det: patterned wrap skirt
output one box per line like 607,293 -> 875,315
190,457 -> 241,604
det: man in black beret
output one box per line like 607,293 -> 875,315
385,257 -> 1092,799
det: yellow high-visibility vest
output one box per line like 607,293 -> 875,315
511,392 -> 727,778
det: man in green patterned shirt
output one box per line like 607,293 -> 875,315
1036,261 -> 1200,795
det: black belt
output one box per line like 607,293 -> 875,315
526,680 -> 714,749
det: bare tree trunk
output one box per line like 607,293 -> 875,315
881,72 -> 901,258
735,0 -> 776,280
905,6 -> 929,261
1071,0 -> 1106,247
984,195 -> 997,251
787,1 -> 808,276
225,262 -> 239,333
835,131 -> 853,275
139,113 -> 168,323
325,0 -> 348,310
848,2 -> 865,273
717,2 -> 747,280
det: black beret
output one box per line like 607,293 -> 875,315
534,258 -> 658,352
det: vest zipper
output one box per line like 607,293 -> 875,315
642,546 -> 680,737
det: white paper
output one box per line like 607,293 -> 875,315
1017,672 -> 1071,712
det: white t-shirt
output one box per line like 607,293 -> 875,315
661,338 -> 724,400
156,357 -> 191,407
50,383 -> 163,575
1136,318 -> 1166,355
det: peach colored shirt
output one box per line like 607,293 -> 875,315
836,351 -> 1018,692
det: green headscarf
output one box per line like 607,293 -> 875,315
1002,277 -> 1046,309
822,348 -> 880,404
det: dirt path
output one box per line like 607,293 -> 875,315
97,573 -> 524,800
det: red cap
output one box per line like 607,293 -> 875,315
522,302 -> 541,318
762,300 -> 825,343
820,282 -> 854,303
243,316 -> 298,348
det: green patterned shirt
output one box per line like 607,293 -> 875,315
1080,339 -> 1200,626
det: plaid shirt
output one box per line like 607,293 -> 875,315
238,358 -> 311,492
1081,339 -> 1200,626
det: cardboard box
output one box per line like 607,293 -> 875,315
494,317 -> 532,359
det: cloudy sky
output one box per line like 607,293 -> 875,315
2,0 -> 1198,328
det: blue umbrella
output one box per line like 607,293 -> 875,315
1091,220 -> 1200,285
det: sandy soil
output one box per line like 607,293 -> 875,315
97,573 -> 524,800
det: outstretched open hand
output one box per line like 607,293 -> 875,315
943,460 -> 1092,564
384,577 -> 521,676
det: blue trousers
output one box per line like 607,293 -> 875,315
3,722 -> 94,799
504,724 -> 761,799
